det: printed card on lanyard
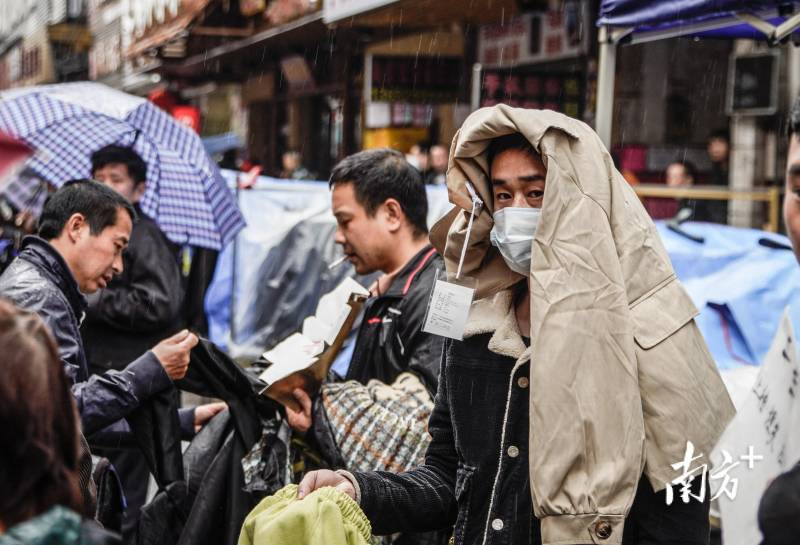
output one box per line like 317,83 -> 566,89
422,182 -> 482,340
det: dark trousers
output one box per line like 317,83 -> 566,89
622,475 -> 710,545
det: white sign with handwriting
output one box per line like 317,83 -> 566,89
711,309 -> 800,545
422,279 -> 474,341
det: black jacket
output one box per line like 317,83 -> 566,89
135,339 -> 283,545
353,334 -> 708,545
82,208 -> 183,372
0,236 -> 172,436
345,245 -> 444,393
759,462 -> 800,545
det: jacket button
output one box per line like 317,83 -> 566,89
491,518 -> 504,531
595,521 -> 612,540
517,376 -> 529,388
507,445 -> 520,458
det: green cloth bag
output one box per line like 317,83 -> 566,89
238,484 -> 371,545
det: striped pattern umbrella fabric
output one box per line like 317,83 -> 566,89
0,82 -> 245,250
3,169 -> 48,216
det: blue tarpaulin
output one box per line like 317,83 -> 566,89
656,221 -> 800,369
599,1 -> 791,27
598,0 -> 800,39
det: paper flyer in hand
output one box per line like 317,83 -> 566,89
259,277 -> 369,399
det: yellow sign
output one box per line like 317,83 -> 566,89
362,127 -> 429,152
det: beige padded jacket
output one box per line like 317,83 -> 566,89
429,105 -> 736,545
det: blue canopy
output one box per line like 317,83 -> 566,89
594,0 -> 800,145
598,0 -> 800,42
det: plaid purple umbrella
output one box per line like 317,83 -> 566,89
0,82 -> 245,250
3,169 -> 48,216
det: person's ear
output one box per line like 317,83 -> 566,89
65,213 -> 87,243
132,182 -> 146,202
382,198 -> 404,233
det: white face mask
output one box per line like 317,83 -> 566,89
489,207 -> 541,275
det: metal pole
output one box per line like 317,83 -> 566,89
471,63 -> 482,111
596,26 -> 617,149
788,45 -> 800,107
364,52 -> 372,107
230,185 -> 240,343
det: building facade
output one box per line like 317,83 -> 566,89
0,0 -> 90,90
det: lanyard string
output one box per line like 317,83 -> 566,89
456,182 -> 483,280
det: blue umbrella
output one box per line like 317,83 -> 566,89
0,82 -> 245,250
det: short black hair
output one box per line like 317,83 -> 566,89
38,179 -> 137,240
91,145 -> 147,185
789,96 -> 800,140
487,133 -> 539,167
708,129 -> 730,143
329,148 -> 428,237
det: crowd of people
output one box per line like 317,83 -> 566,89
1,100 -> 799,545
405,143 -> 449,186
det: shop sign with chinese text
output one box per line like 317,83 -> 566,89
477,1 -> 588,69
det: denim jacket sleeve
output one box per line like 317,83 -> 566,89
352,343 -> 458,535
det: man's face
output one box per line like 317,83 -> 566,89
665,163 -> 692,188
71,208 -> 131,293
331,182 -> 393,275
784,134 -> 800,262
708,138 -> 729,163
282,152 -> 299,172
430,146 -> 448,173
491,149 -> 546,210
93,163 -> 145,204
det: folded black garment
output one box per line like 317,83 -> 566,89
131,339 -> 284,545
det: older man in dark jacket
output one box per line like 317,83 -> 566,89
0,180 -> 198,436
0,180 -> 207,518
